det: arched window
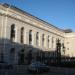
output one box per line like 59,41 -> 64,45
52,37 -> 54,48
20,27 -> 24,43
48,35 -> 50,48
10,24 -> 15,42
52,37 -> 54,43
29,30 -> 32,45
42,34 -> 44,46
36,32 -> 39,46
18,49 -> 24,64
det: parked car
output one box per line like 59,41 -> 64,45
27,62 -> 50,73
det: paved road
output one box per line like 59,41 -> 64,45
0,65 -> 75,75
0,70 -> 70,75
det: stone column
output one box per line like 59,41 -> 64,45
15,26 -> 19,43
32,30 -> 36,46
25,29 -> 29,44
13,26 -> 21,43
24,28 -> 27,44
39,33 -> 42,48
33,31 -> 36,47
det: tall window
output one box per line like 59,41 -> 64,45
52,37 -> 54,48
48,35 -> 50,48
42,34 -> 44,46
29,30 -> 32,45
10,24 -> 15,42
20,27 -> 24,43
10,48 -> 15,64
36,32 -> 39,46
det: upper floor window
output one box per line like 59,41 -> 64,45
20,27 -> 24,43
29,30 -> 32,45
10,24 -> 15,42
42,34 -> 44,46
10,48 -> 15,63
36,32 -> 39,46
52,37 -> 54,48
48,35 -> 50,48
52,37 -> 54,43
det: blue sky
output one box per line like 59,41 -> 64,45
0,0 -> 75,31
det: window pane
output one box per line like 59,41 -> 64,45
10,24 -> 15,42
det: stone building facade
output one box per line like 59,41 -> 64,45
0,3 -> 75,64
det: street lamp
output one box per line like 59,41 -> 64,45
56,39 -> 61,65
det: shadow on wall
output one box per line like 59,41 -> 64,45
0,38 -> 75,67
0,38 -> 59,65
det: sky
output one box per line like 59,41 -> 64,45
0,0 -> 75,31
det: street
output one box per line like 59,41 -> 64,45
0,65 -> 75,75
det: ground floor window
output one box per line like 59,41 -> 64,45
18,49 -> 25,65
10,48 -> 15,64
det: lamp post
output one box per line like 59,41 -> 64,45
56,39 -> 61,65
62,43 -> 65,55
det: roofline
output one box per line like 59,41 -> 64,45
0,3 -> 64,32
